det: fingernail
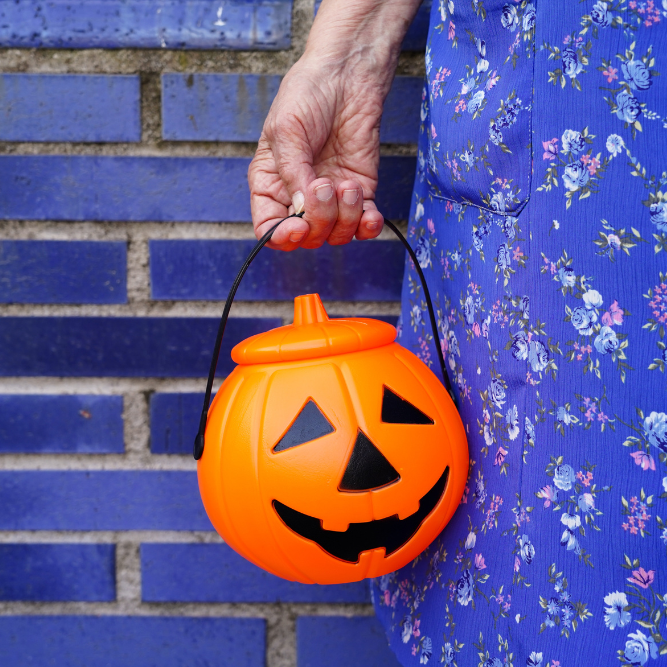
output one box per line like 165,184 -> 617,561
342,188 -> 359,205
314,183 -> 334,202
290,231 -> 306,242
292,191 -> 305,214
366,220 -> 379,230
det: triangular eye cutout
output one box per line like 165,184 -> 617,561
339,430 -> 400,491
381,386 -> 434,425
273,400 -> 335,452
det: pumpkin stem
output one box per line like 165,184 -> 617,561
293,293 -> 330,326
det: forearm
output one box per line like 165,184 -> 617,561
301,0 -> 423,97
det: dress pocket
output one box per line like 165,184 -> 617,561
423,0 -> 536,215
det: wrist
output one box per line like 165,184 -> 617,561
301,0 -> 421,96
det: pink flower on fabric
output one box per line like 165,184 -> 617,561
494,446 -> 508,466
602,65 -> 619,83
602,300 -> 624,326
486,71 -> 500,91
627,567 -> 655,588
431,123 -> 438,139
537,484 -> 557,508
448,20 -> 456,40
630,450 -> 656,470
427,218 -> 435,234
475,553 -> 487,570
542,138 -> 558,160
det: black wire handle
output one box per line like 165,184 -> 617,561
193,213 -> 455,460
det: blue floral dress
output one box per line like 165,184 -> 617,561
373,1 -> 667,665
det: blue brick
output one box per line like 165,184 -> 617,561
0,317 -> 279,377
0,156 -> 250,223
0,395 -> 124,454
150,393 -> 205,454
162,73 -> 282,142
0,74 -> 140,142
141,543 -> 370,603
150,240 -> 404,301
377,156 -> 418,220
298,617 -> 401,667
0,0 -> 291,50
0,545 -> 115,601
0,241 -> 126,304
162,73 -> 421,144
0,617 -> 265,667
402,0 -> 432,51
0,156 -> 415,222
314,0 -> 430,51
382,78 -> 422,144
0,472 -> 210,530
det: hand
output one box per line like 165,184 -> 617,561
248,55 -> 386,250
248,0 -> 421,250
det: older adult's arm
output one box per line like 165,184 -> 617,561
248,0 -> 422,250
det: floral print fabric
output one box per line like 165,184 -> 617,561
372,0 -> 667,666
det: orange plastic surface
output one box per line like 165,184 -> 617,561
198,294 -> 468,584
231,294 -> 397,365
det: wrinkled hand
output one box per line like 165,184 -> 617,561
248,56 -> 386,250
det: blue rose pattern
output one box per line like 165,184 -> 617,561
372,0 -> 666,665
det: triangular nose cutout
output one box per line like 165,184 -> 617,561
339,431 -> 400,491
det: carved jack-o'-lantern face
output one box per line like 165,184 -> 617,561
198,294 -> 467,584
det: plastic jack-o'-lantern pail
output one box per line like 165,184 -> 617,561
194,215 -> 468,584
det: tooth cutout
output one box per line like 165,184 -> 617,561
339,430 -> 400,491
273,399 -> 334,452
397,501 -> 421,521
381,386 -> 434,425
321,518 -> 350,533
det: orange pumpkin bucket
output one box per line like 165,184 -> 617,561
194,215 -> 468,584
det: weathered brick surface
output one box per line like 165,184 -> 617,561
0,74 -> 141,142
0,617 -> 267,666
150,239 -> 405,301
0,241 -> 127,303
0,545 -> 116,601
297,616 -> 403,667
0,155 -> 415,221
0,395 -> 124,453
141,543 -> 371,603
0,0 -> 424,664
162,73 -> 422,143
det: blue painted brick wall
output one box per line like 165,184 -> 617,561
0,317 -> 280,377
0,395 -> 124,453
150,240 -> 405,301
0,241 -> 127,304
0,1 -> 292,50
162,73 -> 421,144
142,543 -> 371,603
0,545 -> 115,601
297,616 -> 402,667
0,155 -> 416,222
0,617 -> 266,667
2,1 -> 422,663
0,472 -> 210,530
0,74 -> 141,143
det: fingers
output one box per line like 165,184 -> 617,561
326,180 -> 363,246
299,177 -> 339,249
355,200 -> 384,240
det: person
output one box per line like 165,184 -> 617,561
249,0 -> 667,664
